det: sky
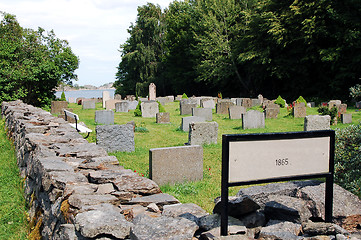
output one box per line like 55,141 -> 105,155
0,0 -> 174,87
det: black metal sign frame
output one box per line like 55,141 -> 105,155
221,130 -> 335,236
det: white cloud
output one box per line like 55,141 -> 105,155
0,0 -> 173,86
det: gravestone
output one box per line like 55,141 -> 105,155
356,101 -> 361,109
339,104 -> 347,114
105,99 -> 122,110
181,116 -> 205,132
252,99 -> 261,107
82,99 -> 96,109
263,99 -> 273,108
265,103 -> 280,119
188,122 -> 218,145
201,99 -> 215,109
293,102 -> 307,118
175,95 -> 183,101
128,101 -> 139,110
166,95 -> 175,103
304,115 -> 330,131
149,83 -> 156,101
114,94 -> 122,100
189,97 -> 201,107
229,106 -> 246,120
192,108 -> 212,121
141,101 -> 159,118
328,100 -> 341,110
115,101 -> 129,113
308,102 -> 315,108
180,100 -> 197,115
68,97 -> 76,104
149,145 -> 203,185
235,98 -> 243,106
258,94 -> 264,105
102,91 -> 111,108
156,97 -> 167,106
125,95 -> 135,101
216,100 -> 235,114
242,110 -> 265,129
139,97 -> 148,102
96,124 -> 135,152
156,112 -> 170,124
341,114 -> 352,124
51,101 -> 68,114
95,110 -> 114,125
241,98 -> 252,108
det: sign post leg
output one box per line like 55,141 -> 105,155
325,174 -> 333,222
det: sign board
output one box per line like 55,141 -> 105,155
221,130 -> 335,236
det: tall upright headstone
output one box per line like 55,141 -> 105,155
242,110 -> 265,129
95,110 -> 114,125
141,101 -> 159,118
188,122 -> 218,145
294,102 -> 307,118
102,91 -> 111,108
149,83 -> 156,101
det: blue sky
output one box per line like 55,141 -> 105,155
0,0 -> 173,87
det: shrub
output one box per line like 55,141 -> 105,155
134,101 -> 142,117
317,106 -> 338,125
295,96 -> 307,106
334,123 -> 361,198
274,95 -> 286,108
182,93 -> 188,99
157,101 -> 166,113
349,84 -> 361,101
60,91 -> 66,101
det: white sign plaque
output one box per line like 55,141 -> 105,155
228,137 -> 330,183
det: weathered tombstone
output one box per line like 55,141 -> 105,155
115,101 -> 129,113
338,104 -> 347,114
188,122 -> 218,145
105,99 -> 122,110
156,112 -> 170,124
216,100 -> 235,114
356,101 -> 361,109
201,99 -> 215,109
175,95 -> 183,101
125,95 -> 135,101
192,108 -> 212,121
102,91 -> 111,108
264,103 -> 280,119
96,124 -> 135,152
258,94 -> 264,105
149,145 -> 203,185
262,99 -> 273,108
82,99 -> 96,109
128,101 -> 139,110
242,110 -> 265,129
149,83 -> 156,101
251,98 -> 261,107
189,97 -> 201,107
293,102 -> 307,118
141,101 -> 159,118
166,95 -> 175,103
235,98 -> 243,106
328,100 -> 341,110
304,115 -> 330,131
341,113 -> 352,124
156,97 -> 167,106
114,94 -> 122,100
181,116 -> 205,132
95,110 -> 114,125
228,106 -> 246,120
241,98 -> 252,108
68,97 -> 76,104
180,100 -> 197,115
51,101 -> 68,114
308,102 -> 315,108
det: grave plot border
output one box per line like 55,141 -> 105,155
221,130 -> 335,236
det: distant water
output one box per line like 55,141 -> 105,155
55,89 -> 116,101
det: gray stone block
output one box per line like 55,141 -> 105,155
149,145 -> 203,185
304,115 -> 330,131
201,98 -> 215,109
156,112 -> 170,124
229,105 -> 246,119
95,110 -> 114,125
242,110 -> 265,129
192,107 -> 212,121
216,100 -> 234,114
294,102 -> 306,118
82,99 -> 96,109
181,116 -> 205,132
341,113 -> 352,124
96,124 -> 135,152
188,122 -> 218,145
115,101 -> 129,112
141,101 -> 159,118
180,100 -> 197,115
128,100 -> 139,110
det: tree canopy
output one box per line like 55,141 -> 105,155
0,12 -> 79,107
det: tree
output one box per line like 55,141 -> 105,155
0,12 -> 79,107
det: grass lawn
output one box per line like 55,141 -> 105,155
0,119 -> 28,240
68,101 -> 361,213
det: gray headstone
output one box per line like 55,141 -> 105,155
201,99 -> 215,109
304,115 -> 330,131
235,98 -> 243,106
216,100 -> 235,114
95,110 -> 114,125
156,112 -> 170,124
141,101 -> 159,118
252,98 -> 261,107
149,145 -> 203,185
242,110 -> 265,129
241,98 -> 252,108
114,94 -> 122,100
115,101 -> 129,113
102,91 -> 110,108
265,103 -> 280,119
192,108 -> 212,121
180,100 -> 197,115
82,99 -> 96,109
229,105 -> 246,119
181,116 -> 205,132
105,99 -> 121,110
128,100 -> 139,110
188,122 -> 218,145
149,83 -> 156,101
309,102 -> 315,108
125,95 -> 135,101
294,102 -> 306,118
341,113 -> 352,124
339,104 -> 347,114
96,124 -> 135,152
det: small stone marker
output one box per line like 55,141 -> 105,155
156,112 -> 170,124
338,104 -> 347,114
293,102 -> 307,118
242,110 -> 265,129
82,99 -> 96,109
216,100 -> 235,114
115,101 -> 129,113
252,99 -> 261,107
192,108 -> 212,121
149,145 -> 203,185
304,115 -> 330,131
181,116 -> 205,132
128,100 -> 139,110
201,99 -> 215,109
188,122 -> 218,145
235,98 -> 243,106
265,103 -> 280,119
328,100 -> 341,110
241,98 -> 252,108
180,100 -> 197,115
341,114 -> 352,124
96,124 -> 135,152
105,99 -> 121,110
95,110 -> 114,125
51,101 -> 68,114
258,94 -> 264,105
114,94 -> 122,100
102,91 -> 110,108
149,83 -> 156,101
141,101 -> 159,118
229,106 -> 246,119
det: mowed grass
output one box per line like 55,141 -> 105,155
66,102 -> 361,212
0,119 -> 28,240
